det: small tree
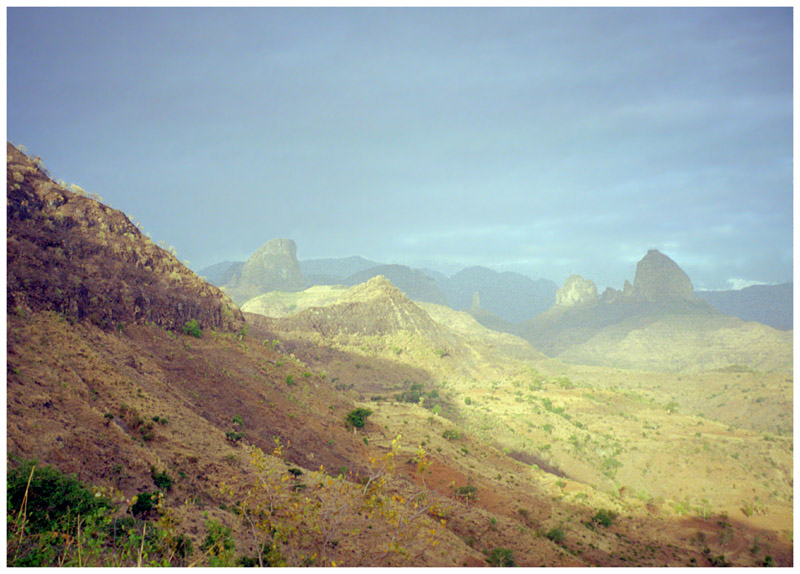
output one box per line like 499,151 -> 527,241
487,547 -> 515,567
345,408 -> 372,429
182,319 -> 203,338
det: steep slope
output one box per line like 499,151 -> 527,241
7,143 -> 243,332
5,145 -> 470,566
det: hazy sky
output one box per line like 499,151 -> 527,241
7,8 -> 793,290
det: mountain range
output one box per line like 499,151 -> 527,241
200,244 -> 791,331
7,143 -> 794,567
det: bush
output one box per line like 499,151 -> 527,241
455,485 -> 478,501
545,526 -> 565,543
182,319 -> 203,338
226,431 -> 244,444
396,382 -> 425,404
487,547 -> 515,567
592,509 -> 615,527
345,408 -> 373,429
201,519 -> 235,557
232,414 -> 244,427
286,375 -> 295,387
151,467 -> 172,491
131,491 -> 157,516
7,460 -> 109,534
442,429 -> 462,441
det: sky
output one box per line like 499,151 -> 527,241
7,7 -> 793,291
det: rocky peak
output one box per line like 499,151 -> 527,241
631,249 -> 696,302
555,275 -> 598,307
228,238 -> 304,303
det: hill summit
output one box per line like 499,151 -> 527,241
631,249 -> 696,302
223,238 -> 304,303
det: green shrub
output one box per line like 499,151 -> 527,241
182,319 -> 203,338
130,491 -> 157,516
442,429 -> 462,441
455,485 -> 478,501
545,526 -> 565,543
151,467 -> 172,491
345,408 -> 373,429
201,519 -> 235,558
487,547 -> 515,567
7,460 -> 109,534
286,375 -> 295,387
232,414 -> 244,427
225,431 -> 244,444
464,397 -> 472,405
592,509 -> 615,527
396,382 -> 425,404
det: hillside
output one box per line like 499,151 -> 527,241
6,144 -> 793,567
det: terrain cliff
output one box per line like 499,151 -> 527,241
222,238 -> 305,303
7,143 -> 243,332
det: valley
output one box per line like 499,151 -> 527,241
6,142 -> 793,567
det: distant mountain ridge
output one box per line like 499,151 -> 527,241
697,282 -> 792,330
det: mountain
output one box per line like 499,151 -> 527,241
440,266 -> 557,324
7,143 -> 243,332
222,238 -> 305,303
198,260 -> 244,286
517,250 -> 791,372
342,264 -> 448,305
8,145 -> 793,567
300,255 -> 382,286
697,282 -> 793,330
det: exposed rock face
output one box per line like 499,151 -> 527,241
228,239 -> 304,303
600,287 -> 622,304
631,250 -> 696,302
6,143 -> 244,332
555,275 -> 598,307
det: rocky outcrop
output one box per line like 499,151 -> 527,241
226,239 -> 305,303
6,143 -> 244,333
630,249 -> 696,302
555,275 -> 598,307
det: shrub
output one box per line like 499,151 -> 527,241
464,397 -> 472,405
232,414 -> 244,427
487,547 -> 515,567
345,408 -> 373,429
286,375 -> 295,387
151,467 -> 172,491
182,319 -> 203,338
442,429 -> 462,441
592,509 -> 615,528
396,382 -> 425,404
545,526 -> 565,543
455,485 -> 478,501
226,431 -> 244,444
130,491 -> 156,516
7,460 -> 109,534
201,519 -> 235,558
